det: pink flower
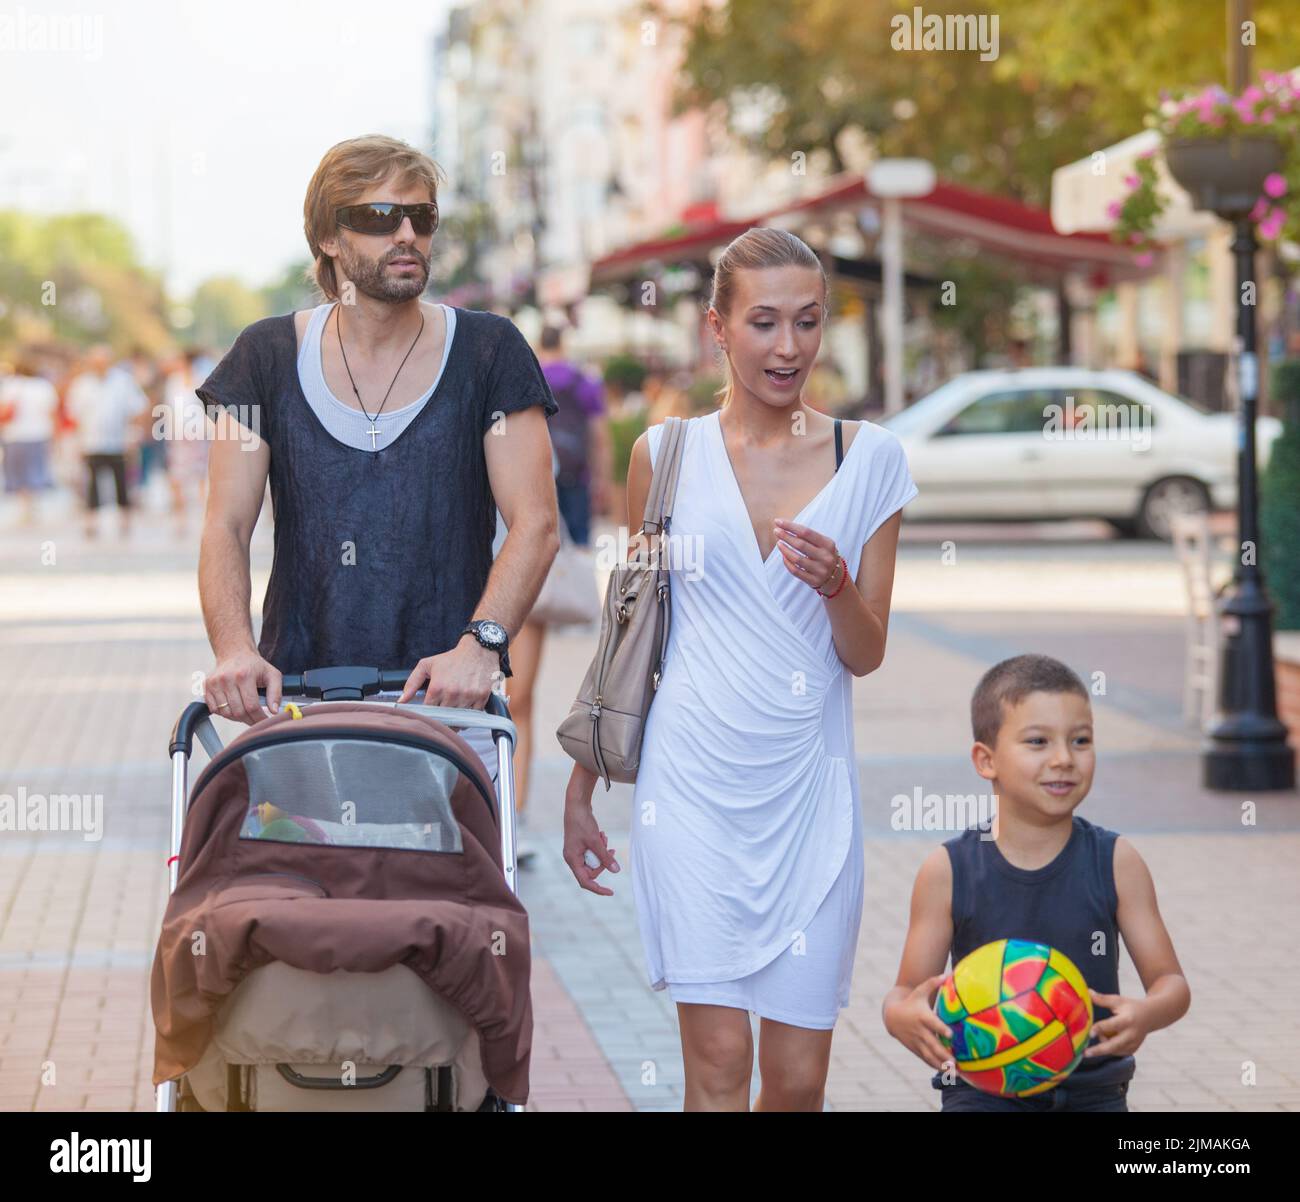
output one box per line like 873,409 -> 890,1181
1106,200 -> 1123,220
1123,174 -> 1140,189
1135,251 -> 1154,267
1250,197 -> 1269,220
1264,172 -> 1287,198
1242,85 -> 1263,104
1259,211 -> 1285,240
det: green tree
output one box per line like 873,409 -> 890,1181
189,277 -> 266,348
260,258 -> 320,318
660,0 -> 1300,207
0,209 -> 169,354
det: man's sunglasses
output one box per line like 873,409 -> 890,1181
335,201 -> 439,236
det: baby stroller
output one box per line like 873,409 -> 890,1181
151,666 -> 531,1113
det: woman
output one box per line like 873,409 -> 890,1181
163,348 -> 212,538
0,356 -> 58,525
561,228 -> 918,1111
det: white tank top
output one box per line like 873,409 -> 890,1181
296,301 -> 456,452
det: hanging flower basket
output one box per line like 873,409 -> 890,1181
1164,135 -> 1284,215
1110,71 -> 1299,265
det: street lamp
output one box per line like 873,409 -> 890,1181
867,159 -> 935,414
1164,134 -> 1296,791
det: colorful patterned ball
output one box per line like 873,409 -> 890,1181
934,938 -> 1093,1097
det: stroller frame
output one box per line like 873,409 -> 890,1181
155,665 -> 523,1114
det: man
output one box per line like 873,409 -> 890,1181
196,134 -> 560,787
535,324 -> 612,546
66,344 -> 149,539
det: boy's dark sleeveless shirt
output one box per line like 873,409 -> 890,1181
931,815 -> 1137,1091
195,308 -> 558,673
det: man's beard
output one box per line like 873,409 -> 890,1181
337,240 -> 429,302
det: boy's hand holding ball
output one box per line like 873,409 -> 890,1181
885,975 -> 955,1073
1085,988 -> 1151,1058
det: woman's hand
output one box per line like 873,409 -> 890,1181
563,765 -> 620,895
773,518 -> 841,593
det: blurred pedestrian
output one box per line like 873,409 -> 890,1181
0,354 -> 59,525
643,370 -> 691,424
66,344 -> 148,539
130,346 -> 169,494
537,324 -> 612,545
163,348 -> 213,538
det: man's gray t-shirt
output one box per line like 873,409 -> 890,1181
197,306 -> 558,675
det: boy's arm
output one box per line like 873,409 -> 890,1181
882,847 -> 957,1070
1086,836 -> 1191,1059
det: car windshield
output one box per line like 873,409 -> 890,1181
880,379 -> 971,436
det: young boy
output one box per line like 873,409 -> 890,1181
882,654 -> 1190,1112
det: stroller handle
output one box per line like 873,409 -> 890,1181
168,665 -> 510,758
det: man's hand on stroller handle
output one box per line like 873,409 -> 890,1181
398,641 -> 500,709
206,649 -> 282,725
564,765 -> 620,895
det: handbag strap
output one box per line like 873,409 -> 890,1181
642,416 -> 687,535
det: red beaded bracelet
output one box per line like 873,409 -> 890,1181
816,554 -> 848,599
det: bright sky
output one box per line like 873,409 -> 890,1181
0,0 -> 451,296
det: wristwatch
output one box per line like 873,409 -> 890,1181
460,618 -> 512,678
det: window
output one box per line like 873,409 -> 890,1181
1063,390 -> 1157,435
938,389 -> 1059,436
237,738 -> 466,853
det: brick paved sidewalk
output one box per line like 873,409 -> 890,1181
1,499 -> 1296,1111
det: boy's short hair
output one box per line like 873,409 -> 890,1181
971,654 -> 1090,747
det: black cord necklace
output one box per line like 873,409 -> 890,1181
335,303 -> 425,450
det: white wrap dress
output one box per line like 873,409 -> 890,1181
630,409 -> 918,1028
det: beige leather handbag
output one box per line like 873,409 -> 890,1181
555,416 -> 687,789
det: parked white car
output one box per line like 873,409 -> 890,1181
882,369 -> 1282,539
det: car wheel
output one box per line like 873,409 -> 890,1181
1136,476 -> 1210,540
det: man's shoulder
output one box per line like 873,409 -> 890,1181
451,307 -> 526,358
240,313 -> 295,346
204,313 -> 289,358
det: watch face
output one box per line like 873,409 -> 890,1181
479,621 -> 506,646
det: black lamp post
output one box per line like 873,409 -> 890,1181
1165,135 -> 1296,791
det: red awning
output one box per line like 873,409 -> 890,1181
590,172 -> 1158,288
